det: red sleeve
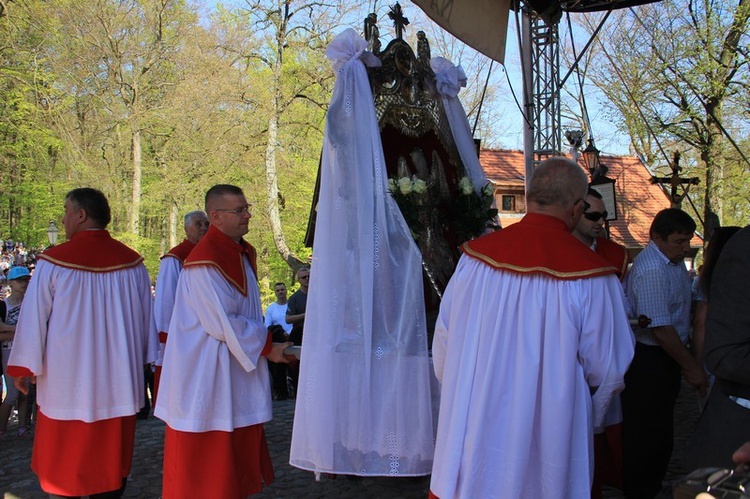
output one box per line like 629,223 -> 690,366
260,331 -> 273,357
6,365 -> 34,377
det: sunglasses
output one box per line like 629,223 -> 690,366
583,211 -> 608,222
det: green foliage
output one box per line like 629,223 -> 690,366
0,5 -> 71,246
0,0 -> 331,285
114,231 -> 162,278
584,0 -> 750,228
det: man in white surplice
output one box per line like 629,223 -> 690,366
289,29 -> 435,476
156,185 -> 291,498
429,158 -> 635,499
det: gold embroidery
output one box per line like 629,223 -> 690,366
184,258 -> 248,297
462,244 -> 617,279
39,254 -> 143,273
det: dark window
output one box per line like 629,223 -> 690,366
501,195 -> 516,212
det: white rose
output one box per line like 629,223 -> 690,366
482,183 -> 495,197
412,178 -> 427,194
458,176 -> 473,195
398,177 -> 413,195
388,178 -> 397,192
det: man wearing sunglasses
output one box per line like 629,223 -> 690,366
285,267 -> 310,347
285,267 -> 309,395
573,188 -> 632,499
573,188 -> 630,280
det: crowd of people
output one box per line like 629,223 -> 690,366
0,240 -> 39,274
0,159 -> 748,498
0,242 -> 40,441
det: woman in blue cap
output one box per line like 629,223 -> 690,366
0,266 -> 31,437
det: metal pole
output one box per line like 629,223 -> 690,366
522,7 -> 535,193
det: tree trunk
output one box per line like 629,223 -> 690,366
169,201 -> 178,248
265,21 -> 305,273
265,111 -> 304,271
703,102 -> 724,226
130,127 -> 142,235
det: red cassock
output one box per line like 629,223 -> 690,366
155,226 -> 274,499
591,236 -> 631,498
7,229 -> 155,496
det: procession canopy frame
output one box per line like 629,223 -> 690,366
306,8 -> 484,338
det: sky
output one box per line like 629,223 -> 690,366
475,10 -> 633,156
195,0 -> 633,157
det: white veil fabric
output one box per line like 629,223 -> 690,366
289,28 -> 435,476
431,56 -> 490,194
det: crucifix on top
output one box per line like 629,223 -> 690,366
650,151 -> 700,209
388,3 -> 410,40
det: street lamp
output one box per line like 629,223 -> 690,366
581,138 -> 600,178
581,137 -> 618,226
46,221 -> 59,246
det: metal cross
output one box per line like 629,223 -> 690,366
388,3 -> 410,40
650,151 -> 700,209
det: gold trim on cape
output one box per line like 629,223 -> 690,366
184,258 -> 248,297
38,254 -> 144,273
461,243 -> 618,279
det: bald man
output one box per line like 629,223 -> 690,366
429,158 -> 634,499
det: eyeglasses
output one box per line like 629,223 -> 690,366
215,204 -> 251,215
11,277 -> 30,283
583,211 -> 608,222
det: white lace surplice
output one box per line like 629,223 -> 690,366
289,29 -> 435,476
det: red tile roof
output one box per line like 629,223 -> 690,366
480,148 -> 701,250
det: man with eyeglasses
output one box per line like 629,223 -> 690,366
152,210 -> 209,406
156,184 -> 290,499
573,188 -> 632,499
429,158 -> 634,499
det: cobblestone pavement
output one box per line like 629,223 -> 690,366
0,379 -> 703,498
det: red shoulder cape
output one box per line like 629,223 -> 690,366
161,239 -> 196,264
595,237 -> 631,280
38,230 -> 143,272
184,225 -> 257,296
462,213 -> 617,280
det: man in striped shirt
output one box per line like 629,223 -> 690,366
622,208 -> 706,498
